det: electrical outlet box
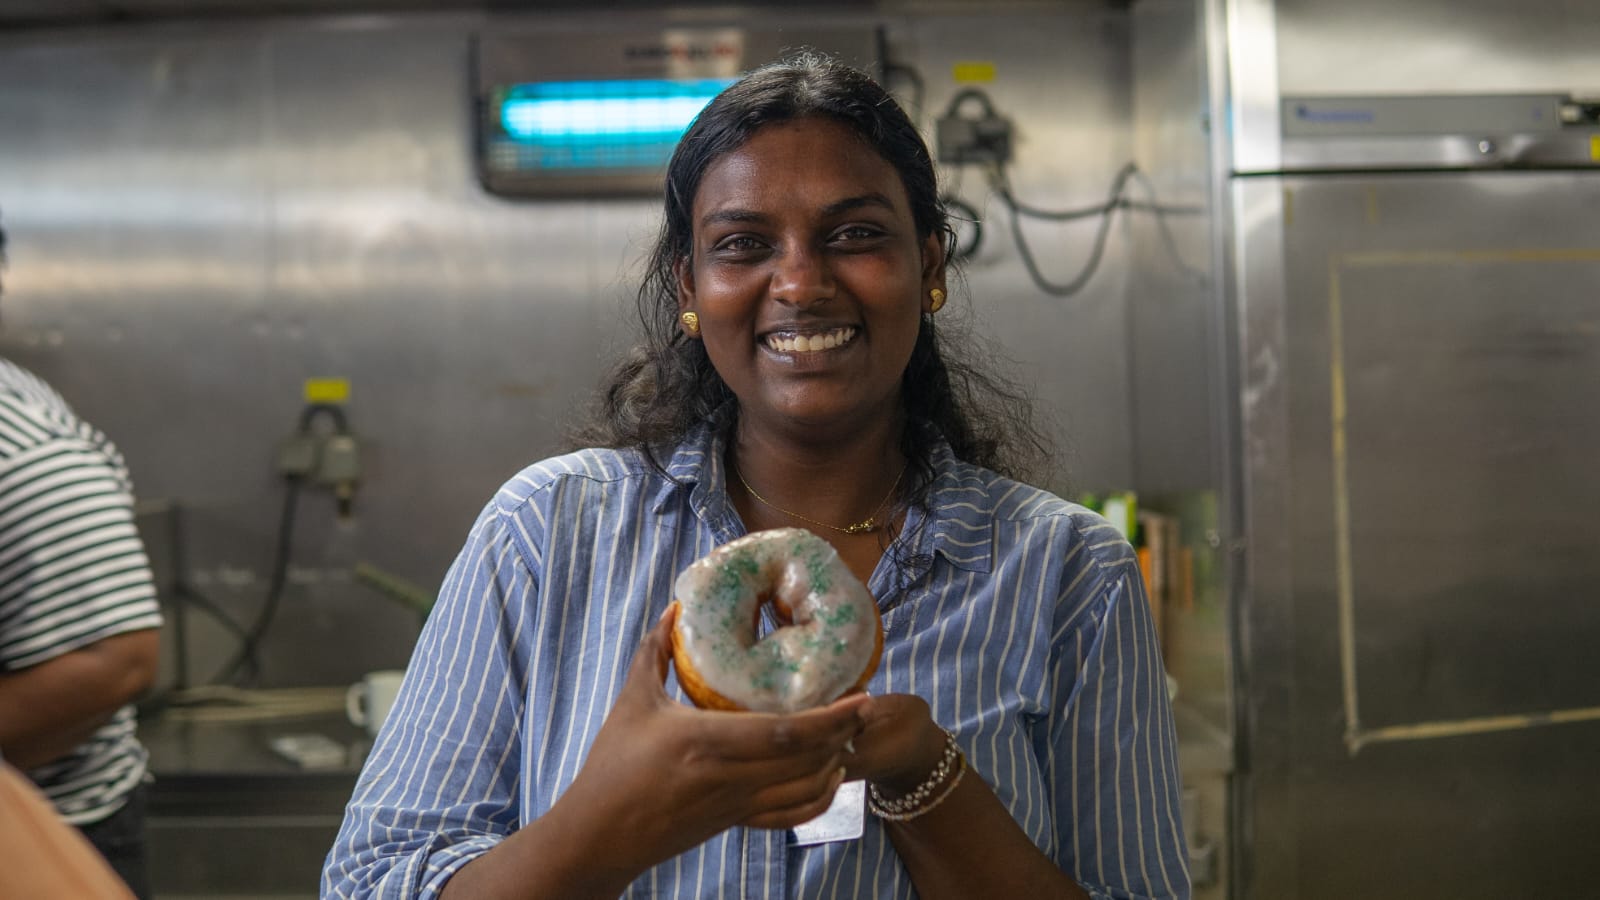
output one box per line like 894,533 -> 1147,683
936,111 -> 1013,166
317,434 -> 362,485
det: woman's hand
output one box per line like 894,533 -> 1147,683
553,607 -> 867,883
840,692 -> 949,798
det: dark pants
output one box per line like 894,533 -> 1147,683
78,781 -> 151,900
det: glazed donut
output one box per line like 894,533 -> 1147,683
670,527 -> 883,713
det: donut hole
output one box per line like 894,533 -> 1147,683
671,528 -> 883,712
768,589 -> 797,624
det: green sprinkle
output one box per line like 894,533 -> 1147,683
714,552 -> 760,608
804,550 -> 832,594
821,602 -> 858,627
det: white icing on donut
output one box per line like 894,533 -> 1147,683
673,527 -> 879,713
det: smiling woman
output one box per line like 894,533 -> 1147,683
324,52 -> 1191,900
678,116 -> 934,459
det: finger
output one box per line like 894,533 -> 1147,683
745,760 -> 847,813
700,713 -> 859,762
822,691 -> 871,716
846,696 -> 943,786
651,603 -> 678,678
697,703 -> 864,761
706,742 -> 849,794
625,605 -> 678,696
740,766 -> 847,831
856,691 -> 925,725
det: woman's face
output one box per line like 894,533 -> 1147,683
677,117 -> 945,442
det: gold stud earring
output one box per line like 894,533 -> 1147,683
679,311 -> 700,335
929,288 -> 946,313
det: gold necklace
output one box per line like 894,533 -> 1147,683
732,460 -> 907,536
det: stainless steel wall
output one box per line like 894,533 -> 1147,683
912,5 -> 1137,490
0,4 -> 1140,688
1128,0 -> 1217,494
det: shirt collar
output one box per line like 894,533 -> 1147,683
656,416 -> 744,543
907,438 -> 995,575
654,417 -> 997,575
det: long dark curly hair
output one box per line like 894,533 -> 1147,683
572,52 -> 1047,499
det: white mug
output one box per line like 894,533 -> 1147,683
345,669 -> 405,738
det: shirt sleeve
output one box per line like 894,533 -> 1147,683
0,437 -> 162,672
1044,523 -> 1191,900
322,498 -> 545,899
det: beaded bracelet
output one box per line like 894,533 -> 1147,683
866,729 -> 968,821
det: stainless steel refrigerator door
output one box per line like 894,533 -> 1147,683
1235,170 -> 1600,899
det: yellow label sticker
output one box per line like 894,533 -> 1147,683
303,377 -> 350,404
951,61 -> 997,83
1591,135 -> 1600,162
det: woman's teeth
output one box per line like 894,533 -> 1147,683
765,327 -> 856,353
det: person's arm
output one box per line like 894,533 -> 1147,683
322,503 -> 539,898
848,694 -> 1090,899
1039,543 -> 1191,898
842,527 -> 1190,900
0,432 -> 163,771
0,630 -> 160,769
440,609 -> 864,900
323,503 -> 864,900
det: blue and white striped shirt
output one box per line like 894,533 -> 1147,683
324,424 -> 1189,899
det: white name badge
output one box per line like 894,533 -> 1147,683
789,780 -> 865,846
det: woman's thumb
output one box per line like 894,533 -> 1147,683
628,603 -> 677,692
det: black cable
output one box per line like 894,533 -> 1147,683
154,501 -> 190,692
177,584 -> 252,648
990,162 -> 1210,296
941,193 -> 984,261
1003,188 -> 1121,298
934,84 -> 1205,293
943,87 -> 1000,121
994,170 -> 1206,222
995,163 -> 1137,298
135,581 -> 259,716
1125,168 -> 1209,285
992,165 -> 1125,222
298,403 -> 348,435
211,473 -> 302,686
209,403 -> 349,685
140,406 -> 348,694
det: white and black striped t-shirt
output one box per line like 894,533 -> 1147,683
0,358 -> 162,825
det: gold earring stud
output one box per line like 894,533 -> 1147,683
679,311 -> 700,335
929,288 -> 946,313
